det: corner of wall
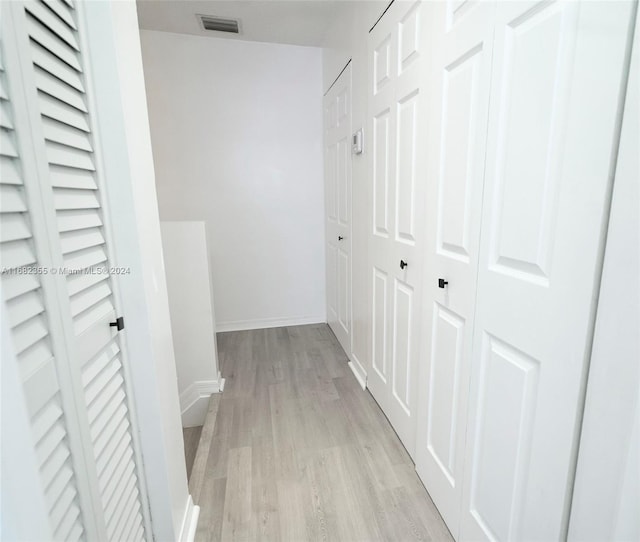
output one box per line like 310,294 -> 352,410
179,375 -> 224,427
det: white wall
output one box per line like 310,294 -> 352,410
161,221 -> 222,427
140,30 -> 326,332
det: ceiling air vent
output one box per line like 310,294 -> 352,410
198,15 -> 240,34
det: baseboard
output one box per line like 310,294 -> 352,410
178,495 -> 200,542
216,315 -> 326,332
348,353 -> 367,390
180,375 -> 224,427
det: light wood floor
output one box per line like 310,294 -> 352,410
189,324 -> 452,542
184,425 -> 203,480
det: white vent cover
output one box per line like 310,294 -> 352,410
197,15 -> 240,34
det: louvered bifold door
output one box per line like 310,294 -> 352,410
2,1 -> 151,540
0,24 -> 94,542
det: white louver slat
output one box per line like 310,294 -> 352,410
1,213 -> 31,242
42,116 -> 93,151
0,184 -> 28,211
39,91 -> 90,131
0,35 -> 86,542
22,0 -> 149,540
0,129 -> 18,156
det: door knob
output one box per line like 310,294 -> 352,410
400,260 -> 408,270
110,316 -> 125,331
338,236 -> 344,241
438,278 -> 449,288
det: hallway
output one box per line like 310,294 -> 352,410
187,324 -> 453,541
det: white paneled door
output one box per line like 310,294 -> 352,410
1,2 -> 150,540
367,0 -> 427,458
414,0 -> 636,540
324,63 -> 352,355
460,2 -> 634,540
414,1 -> 495,537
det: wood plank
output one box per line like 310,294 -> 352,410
220,447 -> 252,541
188,395 -> 220,501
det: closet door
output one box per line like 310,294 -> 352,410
414,1 -> 495,537
460,2 -> 635,540
367,0 -> 427,457
324,63 -> 352,354
2,1 -> 151,540
0,25 -> 96,541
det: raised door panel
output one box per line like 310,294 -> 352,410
447,0 -> 478,29
437,45 -> 484,262
395,90 -> 419,245
391,278 -> 413,415
461,2 -> 635,540
326,142 -> 337,222
426,304 -> 465,485
337,137 -> 349,227
488,1 -> 573,285
374,34 -> 392,95
467,334 -> 539,541
373,109 -> 390,238
337,247 -> 349,335
326,237 -> 337,322
399,2 -> 421,73
372,266 -> 389,384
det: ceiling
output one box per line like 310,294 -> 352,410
136,0 -> 341,47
